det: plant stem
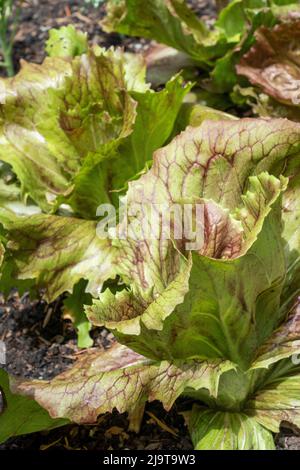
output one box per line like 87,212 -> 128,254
0,0 -> 15,76
2,41 -> 13,76
0,30 -> 14,76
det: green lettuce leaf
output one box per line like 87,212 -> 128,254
231,85 -> 300,121
0,43 -> 190,299
102,0 -> 236,65
45,25 -> 88,58
0,209 -> 117,301
4,114 -> 300,448
145,44 -> 197,87
102,0 -> 300,100
184,311 -> 300,448
186,406 -> 275,450
0,368 -> 68,444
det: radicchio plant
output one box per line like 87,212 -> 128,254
3,113 -> 300,449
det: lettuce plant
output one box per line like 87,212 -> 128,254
235,19 -> 300,121
102,0 -> 300,97
0,28 -> 191,349
85,0 -> 107,6
4,114 -> 300,449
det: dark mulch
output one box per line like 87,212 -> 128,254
0,0 -> 298,451
276,430 -> 300,451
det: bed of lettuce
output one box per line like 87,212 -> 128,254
1,0 -> 300,450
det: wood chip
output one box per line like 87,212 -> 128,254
146,411 -> 179,438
